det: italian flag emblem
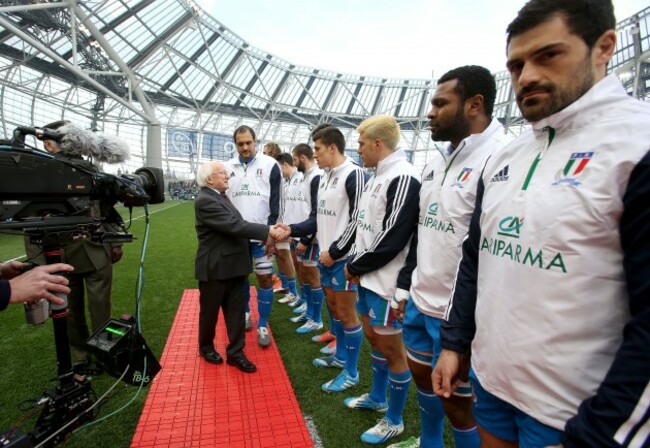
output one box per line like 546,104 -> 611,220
456,167 -> 473,182
563,152 -> 594,176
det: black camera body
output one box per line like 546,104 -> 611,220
0,144 -> 164,232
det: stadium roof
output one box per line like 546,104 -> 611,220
0,0 -> 648,176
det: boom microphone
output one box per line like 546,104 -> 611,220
57,124 -> 130,164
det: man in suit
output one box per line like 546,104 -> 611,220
195,160 -> 282,373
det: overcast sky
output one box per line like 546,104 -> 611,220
194,0 -> 647,80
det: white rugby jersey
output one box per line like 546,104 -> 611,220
445,74 -> 650,437
298,166 -> 322,222
317,158 -> 365,260
225,153 -> 280,225
410,119 -> 512,317
348,150 -> 420,300
280,170 -> 304,225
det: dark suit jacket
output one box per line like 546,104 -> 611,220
194,187 -> 270,282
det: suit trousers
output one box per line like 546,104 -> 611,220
198,275 -> 247,360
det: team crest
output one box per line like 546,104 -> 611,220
451,167 -> 473,189
553,152 -> 594,187
256,168 -> 264,178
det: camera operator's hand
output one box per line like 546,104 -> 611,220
111,246 -> 123,264
9,263 -> 73,305
0,261 -> 24,279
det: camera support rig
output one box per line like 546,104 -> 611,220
16,229 -> 98,447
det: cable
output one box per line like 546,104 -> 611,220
73,358 -> 148,432
34,364 -> 130,448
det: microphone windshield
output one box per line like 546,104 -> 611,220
57,124 -> 130,164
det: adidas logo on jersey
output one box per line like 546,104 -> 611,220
332,277 -> 339,286
490,165 -> 510,183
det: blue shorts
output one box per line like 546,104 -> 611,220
469,370 -> 563,447
298,242 -> 320,267
319,260 -> 357,292
250,240 -> 266,258
356,287 -> 401,330
402,299 -> 471,396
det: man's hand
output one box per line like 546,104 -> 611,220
111,247 -> 123,264
265,237 -> 277,256
319,250 -> 335,267
296,242 -> 307,256
344,264 -> 359,284
394,300 -> 407,323
269,223 -> 291,241
0,261 -> 25,279
432,349 -> 464,398
9,263 -> 74,305
391,288 -> 409,323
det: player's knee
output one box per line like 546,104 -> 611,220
442,395 -> 476,427
254,256 -> 273,276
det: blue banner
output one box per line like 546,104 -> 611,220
202,132 -> 238,161
167,129 -> 197,158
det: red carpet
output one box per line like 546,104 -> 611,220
131,289 -> 313,447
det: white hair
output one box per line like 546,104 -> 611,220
196,161 -> 215,187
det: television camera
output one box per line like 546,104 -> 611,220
0,125 -> 163,447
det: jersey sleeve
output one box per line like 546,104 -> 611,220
347,174 -> 420,276
396,227 -> 418,291
440,175 -> 484,354
329,169 -> 366,260
563,151 -> 650,448
267,163 -> 282,225
289,174 -> 320,240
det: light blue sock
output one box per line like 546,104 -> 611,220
257,286 -> 274,327
326,304 -> 334,331
296,282 -> 309,308
310,287 -> 324,324
331,315 -> 347,363
286,277 -> 298,297
244,278 -> 250,313
385,370 -> 411,426
304,285 -> 314,319
343,324 -> 363,378
279,272 -> 287,289
452,425 -> 480,448
417,387 -> 445,448
368,351 -> 389,403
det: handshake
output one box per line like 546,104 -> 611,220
268,223 -> 291,241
